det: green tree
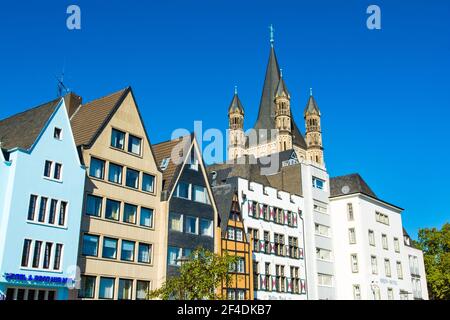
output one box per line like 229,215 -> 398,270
416,223 -> 450,300
149,247 -> 238,300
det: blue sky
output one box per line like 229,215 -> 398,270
0,0 -> 449,238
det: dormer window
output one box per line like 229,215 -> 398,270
54,127 -> 62,140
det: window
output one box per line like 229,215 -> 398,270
48,199 -> 58,224
21,239 -> 32,267
175,182 -> 190,199
32,241 -> 42,268
397,261 -> 403,279
313,204 -> 327,214
317,273 -> 333,287
394,238 -> 400,253
348,228 -> 356,244
125,168 -> 139,189
121,240 -> 135,262
185,216 -> 198,234
385,259 -> 391,277
86,195 -> 102,217
237,290 -> 245,300
27,195 -> 38,221
43,243 -> 53,269
99,277 -> 115,299
312,177 -> 325,190
140,207 -> 154,228
101,200 -> 119,222
315,223 -> 329,237
227,227 -> 235,240
136,281 -> 150,300
236,229 -> 244,242
200,219 -> 213,237
54,127 -> 62,140
368,230 -> 375,246
118,279 -> 133,300
168,246 -> 182,266
38,197 -> 47,223
350,254 -> 359,273
316,248 -> 332,261
236,258 -> 245,273
58,201 -> 67,226
387,288 -> 394,300
89,157 -> 105,179
160,158 -> 170,171
188,150 -> 198,170
123,203 -> 137,224
373,286 -> 381,300
227,290 -> 235,300
128,134 -> 142,155
169,212 -> 183,232
138,243 -> 152,264
142,173 -> 155,193
382,234 -> 388,250
111,128 -> 125,149
79,276 -> 96,299
353,285 -> 361,300
108,163 -> 123,184
375,211 -> 389,225
82,234 -> 99,256
54,244 -> 63,270
44,160 -> 52,178
347,203 -> 354,221
54,163 -> 62,180
192,185 -> 210,204
371,256 -> 378,274
102,238 -> 118,259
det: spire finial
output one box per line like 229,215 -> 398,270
234,86 -> 238,95
310,87 -> 313,96
269,24 -> 275,47
280,68 -> 283,77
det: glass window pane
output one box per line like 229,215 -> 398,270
128,135 -> 142,155
121,240 -> 135,261
142,174 -> 155,193
102,238 -> 118,259
200,219 -> 213,237
111,129 -> 125,149
86,195 -> 102,217
176,182 -> 189,199
168,246 -> 181,266
80,276 -> 96,299
192,185 -> 207,203
99,277 -> 115,299
105,199 -> 120,221
125,168 -> 139,189
185,216 -> 197,234
123,204 -> 137,224
118,279 -> 133,300
89,158 -> 105,179
108,163 -> 123,184
169,212 -> 183,232
140,207 -> 154,228
138,243 -> 152,264
136,281 -> 150,300
82,235 -> 99,256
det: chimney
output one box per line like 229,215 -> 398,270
63,92 -> 82,118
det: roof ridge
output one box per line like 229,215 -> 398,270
152,134 -> 193,147
0,97 -> 61,124
82,86 -> 129,107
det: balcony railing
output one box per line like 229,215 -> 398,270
251,240 -> 304,259
255,274 -> 306,295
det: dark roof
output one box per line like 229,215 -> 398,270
330,173 -> 377,198
304,95 -> 320,116
228,93 -> 244,115
275,76 -> 290,98
212,182 -> 238,234
70,87 -> 129,146
208,158 -> 271,187
153,134 -> 193,197
0,97 -> 61,151
248,46 -> 306,149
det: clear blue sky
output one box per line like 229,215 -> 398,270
0,0 -> 449,238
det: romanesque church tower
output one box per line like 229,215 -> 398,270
227,88 -> 245,160
304,90 -> 324,165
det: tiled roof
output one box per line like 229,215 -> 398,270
70,87 -> 129,146
330,173 -> 377,198
0,97 -> 61,151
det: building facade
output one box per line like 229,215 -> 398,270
153,135 -> 218,280
329,174 -> 429,300
70,87 -> 164,300
0,96 -> 85,300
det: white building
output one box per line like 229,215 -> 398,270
329,173 -> 428,300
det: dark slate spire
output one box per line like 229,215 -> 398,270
275,71 -> 290,98
304,89 -> 321,116
228,87 -> 244,115
249,46 -> 306,149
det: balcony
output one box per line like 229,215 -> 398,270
251,240 -> 304,259
254,274 -> 307,295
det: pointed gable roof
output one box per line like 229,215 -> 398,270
70,87 -> 129,147
304,94 -> 320,116
248,47 -> 306,149
330,173 -> 377,198
228,93 -> 244,115
275,76 -> 290,98
0,97 -> 61,151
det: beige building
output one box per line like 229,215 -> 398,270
68,87 -> 165,299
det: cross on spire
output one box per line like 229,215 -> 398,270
234,85 -> 238,95
310,87 -> 313,96
269,24 -> 275,47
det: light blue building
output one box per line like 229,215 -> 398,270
0,94 -> 85,300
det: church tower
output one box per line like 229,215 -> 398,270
227,87 -> 245,161
274,71 -> 293,151
304,89 -> 324,165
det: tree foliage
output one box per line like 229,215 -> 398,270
416,223 -> 450,300
149,247 -> 238,300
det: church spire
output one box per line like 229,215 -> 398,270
269,24 -> 275,47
